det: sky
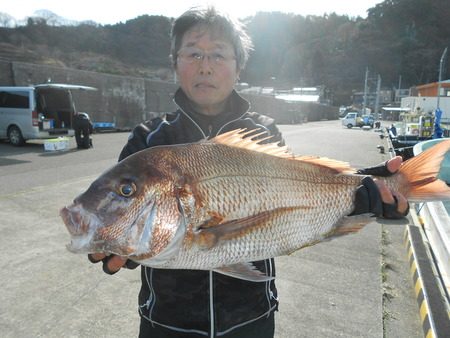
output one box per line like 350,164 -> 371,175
2,0 -> 384,25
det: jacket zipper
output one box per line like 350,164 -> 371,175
209,271 -> 215,338
173,101 -> 207,139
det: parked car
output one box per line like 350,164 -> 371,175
341,112 -> 359,128
0,83 -> 96,146
341,112 -> 374,128
361,114 -> 375,128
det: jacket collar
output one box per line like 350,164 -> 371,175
173,88 -> 250,138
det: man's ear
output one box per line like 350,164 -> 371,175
174,66 -> 180,82
235,69 -> 241,82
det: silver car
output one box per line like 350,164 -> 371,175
0,83 -> 96,146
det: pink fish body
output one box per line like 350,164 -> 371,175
60,130 -> 450,280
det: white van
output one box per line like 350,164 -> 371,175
0,83 -> 97,146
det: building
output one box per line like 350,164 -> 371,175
415,80 -> 450,97
352,90 -> 394,113
400,79 -> 450,123
394,88 -> 410,104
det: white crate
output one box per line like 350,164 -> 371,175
44,137 -> 69,151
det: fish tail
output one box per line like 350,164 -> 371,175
397,139 -> 450,202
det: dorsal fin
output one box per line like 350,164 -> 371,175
295,155 -> 356,174
211,129 -> 293,158
210,129 -> 356,174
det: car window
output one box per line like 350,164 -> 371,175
0,90 -> 30,108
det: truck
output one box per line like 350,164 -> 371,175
341,112 -> 374,129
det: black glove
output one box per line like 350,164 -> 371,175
356,161 -> 393,176
382,195 -> 410,219
350,177 -> 383,217
88,254 -> 139,275
352,161 -> 409,219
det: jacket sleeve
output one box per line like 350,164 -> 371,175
249,112 -> 285,146
118,118 -> 164,161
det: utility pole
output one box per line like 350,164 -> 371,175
436,47 -> 448,110
374,75 -> 381,118
362,67 -> 369,114
397,75 -> 402,104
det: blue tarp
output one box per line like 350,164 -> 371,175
433,108 -> 443,139
92,122 -> 116,129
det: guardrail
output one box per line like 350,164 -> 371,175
416,202 -> 450,298
384,131 -> 450,336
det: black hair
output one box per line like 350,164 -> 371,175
170,6 -> 253,70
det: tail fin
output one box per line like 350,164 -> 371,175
398,139 -> 450,202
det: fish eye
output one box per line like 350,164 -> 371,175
118,182 -> 136,197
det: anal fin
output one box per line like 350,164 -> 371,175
214,263 -> 274,282
327,215 -> 373,239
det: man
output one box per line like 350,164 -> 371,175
73,111 -> 93,149
89,7 -> 408,337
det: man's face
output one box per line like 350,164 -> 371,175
175,27 -> 240,116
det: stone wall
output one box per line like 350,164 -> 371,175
0,60 -> 178,128
0,60 -> 338,128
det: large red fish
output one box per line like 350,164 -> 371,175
60,130 -> 450,281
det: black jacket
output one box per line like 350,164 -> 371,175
73,112 -> 93,133
119,89 -> 281,336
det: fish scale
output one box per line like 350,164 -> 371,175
145,146 -> 365,269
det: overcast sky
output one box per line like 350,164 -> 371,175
3,0 -> 384,24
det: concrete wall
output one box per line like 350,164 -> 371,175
0,60 -> 338,128
1,60 -> 178,128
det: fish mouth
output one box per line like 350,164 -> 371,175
60,204 -> 102,253
60,201 -> 157,256
60,205 -> 90,236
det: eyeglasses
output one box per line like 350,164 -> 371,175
177,48 -> 236,66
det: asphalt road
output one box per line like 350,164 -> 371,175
0,121 -> 422,337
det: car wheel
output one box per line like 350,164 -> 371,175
347,124 -> 353,129
8,126 -> 25,146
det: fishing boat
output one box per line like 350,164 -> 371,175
389,111 -> 434,159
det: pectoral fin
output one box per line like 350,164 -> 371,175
214,263 -> 274,282
195,211 -> 271,248
195,207 -> 308,249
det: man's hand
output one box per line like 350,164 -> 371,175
385,156 -> 402,174
352,156 -> 409,218
88,253 -> 138,275
373,156 -> 409,218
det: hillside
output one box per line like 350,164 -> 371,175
0,13 -> 173,80
0,0 -> 449,105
